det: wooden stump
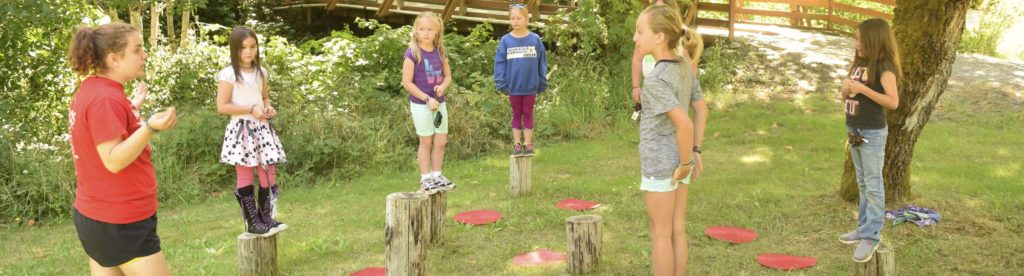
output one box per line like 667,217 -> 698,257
385,192 -> 429,276
566,215 -> 602,274
854,242 -> 895,276
426,191 -> 446,246
237,233 -> 278,276
509,155 -> 532,196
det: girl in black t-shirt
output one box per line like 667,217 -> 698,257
838,18 -> 902,263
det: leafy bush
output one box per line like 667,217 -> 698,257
0,7 -> 618,223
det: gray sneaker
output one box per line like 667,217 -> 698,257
418,178 -> 441,195
853,240 -> 880,263
839,230 -> 859,245
435,174 -> 456,191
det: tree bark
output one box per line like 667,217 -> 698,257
840,0 -> 969,203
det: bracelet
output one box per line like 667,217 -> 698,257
632,86 -> 641,90
679,159 -> 694,167
249,105 -> 256,115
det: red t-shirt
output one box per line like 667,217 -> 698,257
69,76 -> 157,224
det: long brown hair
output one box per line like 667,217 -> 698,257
68,22 -> 138,76
849,18 -> 901,85
229,26 -> 265,84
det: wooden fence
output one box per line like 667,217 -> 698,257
277,0 -> 578,24
685,0 -> 895,38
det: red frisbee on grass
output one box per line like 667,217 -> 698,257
453,210 -> 503,225
350,267 -> 385,276
704,226 -> 758,244
756,254 -> 817,270
512,249 -> 566,266
556,199 -> 601,211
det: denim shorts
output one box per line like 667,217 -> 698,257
640,170 -> 693,192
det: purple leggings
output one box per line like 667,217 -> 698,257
509,95 -> 536,130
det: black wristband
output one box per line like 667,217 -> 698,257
693,146 -> 702,154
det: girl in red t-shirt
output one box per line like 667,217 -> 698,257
67,22 -> 177,275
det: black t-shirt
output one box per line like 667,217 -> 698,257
845,61 -> 895,129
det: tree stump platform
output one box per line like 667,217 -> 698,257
385,192 -> 430,276
510,155 -> 532,196
566,214 -> 602,274
237,232 -> 278,276
854,241 -> 895,276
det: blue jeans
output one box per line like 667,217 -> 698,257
849,126 -> 887,243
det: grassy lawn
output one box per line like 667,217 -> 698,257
2,88 -> 1022,275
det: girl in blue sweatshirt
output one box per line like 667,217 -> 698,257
494,3 -> 548,156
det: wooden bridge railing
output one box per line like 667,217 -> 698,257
278,0 -> 578,25
686,0 -> 895,39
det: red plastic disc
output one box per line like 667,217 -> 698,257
453,210 -> 503,225
704,226 -> 758,244
350,267 -> 385,276
512,249 -> 566,266
556,199 -> 601,211
756,254 -> 817,270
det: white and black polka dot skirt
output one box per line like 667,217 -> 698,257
220,118 -> 287,167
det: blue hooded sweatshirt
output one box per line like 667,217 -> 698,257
494,32 -> 548,95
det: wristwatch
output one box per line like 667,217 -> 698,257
693,146 -> 702,154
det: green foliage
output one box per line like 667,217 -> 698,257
0,4 -> 618,223
545,0 -> 609,58
958,1 -> 1019,58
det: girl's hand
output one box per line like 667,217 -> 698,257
672,163 -> 692,184
427,98 -> 440,111
148,107 -> 177,131
264,105 -> 277,118
632,87 -> 641,103
131,82 -> 149,108
433,85 -> 446,97
252,105 -> 268,120
841,79 -> 853,98
847,80 -> 865,97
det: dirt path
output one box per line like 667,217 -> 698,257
704,23 -> 1024,114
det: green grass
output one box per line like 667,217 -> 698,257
2,91 -> 1022,275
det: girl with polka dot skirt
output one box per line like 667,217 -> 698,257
215,26 -> 287,237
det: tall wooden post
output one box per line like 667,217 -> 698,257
237,233 -> 278,276
427,192 -> 447,246
385,192 -> 429,276
854,242 -> 895,276
509,156 -> 532,196
566,215 -> 602,274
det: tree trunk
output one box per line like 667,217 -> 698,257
179,2 -> 191,50
166,0 -> 176,49
149,1 -> 159,48
840,0 -> 969,203
107,6 -> 119,22
129,4 -> 144,40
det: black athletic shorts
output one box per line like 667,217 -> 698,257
72,208 -> 161,267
